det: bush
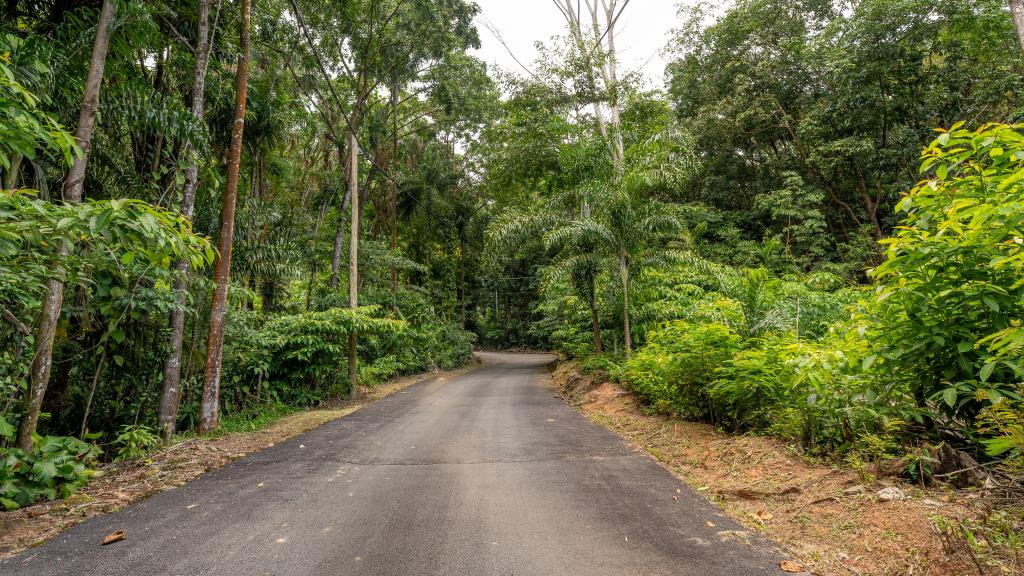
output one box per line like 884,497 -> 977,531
0,417 -> 101,510
710,336 -> 794,431
220,306 -> 407,409
112,425 -> 161,462
868,123 -> 1024,426
624,321 -> 742,418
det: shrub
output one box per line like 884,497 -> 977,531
710,336 -> 794,431
624,321 -> 742,418
220,306 -> 407,409
868,123 -> 1024,426
0,416 -> 101,510
112,425 -> 161,462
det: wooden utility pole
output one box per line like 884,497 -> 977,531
200,0 -> 250,434
17,0 -> 115,450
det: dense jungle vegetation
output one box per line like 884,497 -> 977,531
1,0 -> 1024,518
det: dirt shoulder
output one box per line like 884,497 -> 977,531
552,362 -> 1014,576
0,362 -> 480,559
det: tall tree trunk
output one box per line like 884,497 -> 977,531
199,0 -> 250,434
347,128 -> 360,400
159,0 -> 214,441
618,253 -> 631,357
1011,0 -> 1024,52
559,0 -> 615,169
586,0 -> 624,170
330,142 -> 348,290
16,0 -> 115,450
589,280 -> 603,354
389,79 -> 400,309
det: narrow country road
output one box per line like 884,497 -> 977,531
2,352 -> 786,576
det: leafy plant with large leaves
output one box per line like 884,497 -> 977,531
866,123 -> 1024,428
0,415 -> 101,510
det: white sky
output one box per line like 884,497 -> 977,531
470,1 -> 682,90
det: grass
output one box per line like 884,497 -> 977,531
210,402 -> 300,436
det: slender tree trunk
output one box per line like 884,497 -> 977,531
199,0 -> 250,434
330,142 -> 348,290
16,0 -> 115,450
596,0 -> 624,170
159,0 -> 214,441
347,128 -> 360,400
389,79 -> 400,309
559,1 -> 614,168
589,281 -> 603,354
2,152 -> 21,189
80,344 -> 107,437
618,253 -> 631,357
1011,0 -> 1024,52
2,307 -> 30,416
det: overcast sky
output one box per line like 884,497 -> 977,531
470,1 -> 682,90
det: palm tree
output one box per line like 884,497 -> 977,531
545,191 -> 685,356
488,183 -> 608,354
542,235 -> 605,353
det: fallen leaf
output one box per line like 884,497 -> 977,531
185,504 -> 198,509
102,530 -> 126,545
779,560 -> 805,573
755,509 -> 773,521
705,521 -> 715,527
672,495 -> 679,501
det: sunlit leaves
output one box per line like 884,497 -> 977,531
867,123 -> 1024,420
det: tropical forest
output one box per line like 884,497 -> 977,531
2,1 -> 1024,575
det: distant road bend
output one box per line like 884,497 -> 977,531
3,352 -> 786,576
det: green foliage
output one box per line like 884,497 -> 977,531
0,191 -> 214,269
624,321 -> 742,419
112,425 -> 161,462
868,123 -> 1024,423
220,307 -> 406,407
667,0 -> 1022,266
977,400 -> 1024,473
0,57 -> 77,171
613,125 -> 1024,462
0,417 -> 100,510
710,336 -> 794,432
753,172 -> 829,269
211,403 -> 298,436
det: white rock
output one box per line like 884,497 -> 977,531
877,487 -> 909,501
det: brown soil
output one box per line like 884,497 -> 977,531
552,363 -> 1017,576
0,362 -> 480,559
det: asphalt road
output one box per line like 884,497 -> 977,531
3,352 -> 787,576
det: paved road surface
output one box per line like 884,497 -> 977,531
3,352 -> 787,576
